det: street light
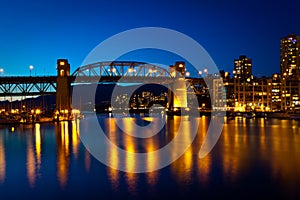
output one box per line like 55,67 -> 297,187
198,70 -> 202,78
29,65 -> 34,76
203,68 -> 208,74
0,68 -> 4,76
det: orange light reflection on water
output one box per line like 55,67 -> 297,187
171,116 -> 193,183
221,123 -> 242,183
35,123 -> 41,171
27,138 -> 36,188
268,121 -> 300,195
0,135 -> 5,184
57,121 -> 70,188
122,118 -> 137,194
106,118 -> 119,190
72,120 -> 79,159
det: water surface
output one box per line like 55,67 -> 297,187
0,116 -> 300,199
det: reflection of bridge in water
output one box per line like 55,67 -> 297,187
0,59 -> 210,114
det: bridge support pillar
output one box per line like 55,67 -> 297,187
55,59 -> 72,119
168,62 -> 188,114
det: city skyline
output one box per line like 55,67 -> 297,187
0,0 -> 299,77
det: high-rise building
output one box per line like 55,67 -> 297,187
280,34 -> 300,79
233,55 -> 252,80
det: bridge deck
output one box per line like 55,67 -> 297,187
0,75 -> 203,96
0,76 -> 57,96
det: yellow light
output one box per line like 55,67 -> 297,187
60,61 -> 65,66
60,69 -> 65,77
72,109 -> 80,114
35,123 -> 41,170
64,109 -> 68,114
179,64 -> 184,68
35,109 -> 41,115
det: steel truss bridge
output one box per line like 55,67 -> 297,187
0,61 -> 204,97
71,61 -> 173,83
0,76 -> 57,97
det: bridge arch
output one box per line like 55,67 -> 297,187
72,61 -> 172,78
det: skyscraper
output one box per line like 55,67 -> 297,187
280,34 -> 300,79
233,55 -> 252,80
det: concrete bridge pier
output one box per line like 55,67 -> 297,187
168,62 -> 188,115
55,59 -> 72,120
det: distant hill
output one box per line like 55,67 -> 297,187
0,83 -> 168,111
0,95 -> 56,112
72,83 -> 168,109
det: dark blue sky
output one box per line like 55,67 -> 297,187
0,0 -> 299,77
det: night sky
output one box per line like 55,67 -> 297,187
0,0 -> 299,77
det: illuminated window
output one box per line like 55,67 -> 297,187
60,69 -> 65,77
60,61 -> 65,66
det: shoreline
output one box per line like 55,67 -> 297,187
1,110 -> 300,125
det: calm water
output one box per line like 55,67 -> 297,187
0,115 -> 300,199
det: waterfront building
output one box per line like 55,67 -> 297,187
280,34 -> 300,79
280,79 -> 300,110
233,55 -> 252,80
212,77 -> 226,109
280,34 -> 300,110
221,71 -> 235,109
233,76 -> 269,112
267,74 -> 281,111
